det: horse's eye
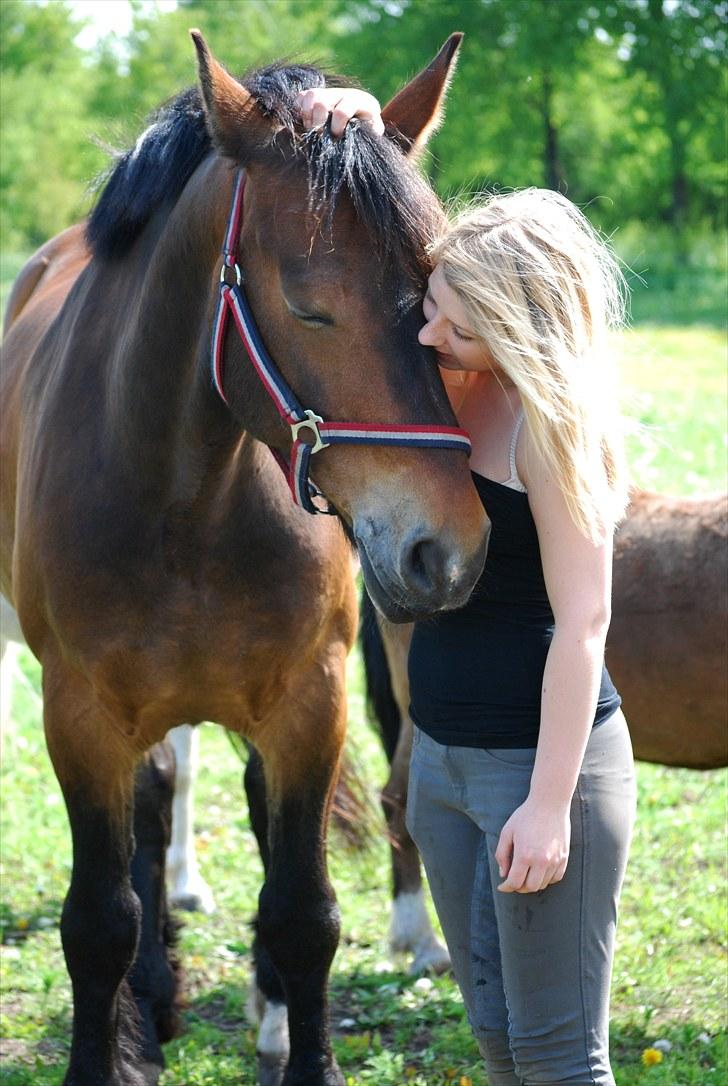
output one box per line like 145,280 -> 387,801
286,301 -> 333,328
298,313 -> 333,328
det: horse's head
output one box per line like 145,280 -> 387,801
192,32 -> 489,621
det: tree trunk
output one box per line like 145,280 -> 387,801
541,71 -> 566,192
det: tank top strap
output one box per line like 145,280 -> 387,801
503,409 -> 527,493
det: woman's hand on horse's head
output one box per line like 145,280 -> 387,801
296,88 -> 384,138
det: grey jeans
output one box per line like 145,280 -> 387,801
406,710 -> 636,1086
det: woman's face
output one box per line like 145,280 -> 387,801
419,263 -> 496,373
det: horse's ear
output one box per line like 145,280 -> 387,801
190,29 -> 271,160
381,33 -> 463,160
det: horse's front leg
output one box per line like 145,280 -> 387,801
254,649 -> 348,1086
43,657 -> 150,1086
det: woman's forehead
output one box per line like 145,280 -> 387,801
428,265 -> 474,331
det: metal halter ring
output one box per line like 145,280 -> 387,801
290,410 -> 330,455
220,262 -> 243,287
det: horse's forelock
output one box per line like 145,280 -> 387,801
297,122 -> 443,287
243,62 -> 329,131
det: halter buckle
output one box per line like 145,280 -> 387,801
290,410 -> 330,455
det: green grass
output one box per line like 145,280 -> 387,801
1,250 -> 726,1083
618,324 -> 726,495
1,653 -> 726,1085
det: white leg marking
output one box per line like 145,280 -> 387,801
390,888 -> 451,975
166,724 -> 216,914
256,1001 -> 290,1061
1,597 -> 38,750
0,640 -> 21,748
247,981 -> 290,1077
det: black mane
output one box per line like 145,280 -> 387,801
86,85 -> 211,260
87,62 -> 442,285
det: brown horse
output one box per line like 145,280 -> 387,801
362,488 -> 728,974
0,31 -> 488,1086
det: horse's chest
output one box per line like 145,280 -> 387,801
90,561 -> 355,744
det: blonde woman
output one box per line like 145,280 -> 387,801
299,90 -> 636,1086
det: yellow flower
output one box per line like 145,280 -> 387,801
641,1047 -> 664,1066
459,1077 -> 473,1086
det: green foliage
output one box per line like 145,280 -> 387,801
0,0 -> 105,248
1,0 -> 725,253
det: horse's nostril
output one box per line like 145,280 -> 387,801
410,540 -> 429,582
405,536 -> 447,593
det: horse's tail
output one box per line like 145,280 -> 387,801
226,714 -> 372,848
330,753 -> 374,849
359,586 -> 400,765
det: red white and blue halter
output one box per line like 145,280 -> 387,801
211,169 -> 472,514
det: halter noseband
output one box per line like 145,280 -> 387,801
211,169 -> 472,515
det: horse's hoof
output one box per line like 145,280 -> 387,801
409,940 -> 451,976
169,884 -> 216,914
257,1052 -> 287,1086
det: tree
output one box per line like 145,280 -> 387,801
601,0 -> 727,229
0,0 -> 102,248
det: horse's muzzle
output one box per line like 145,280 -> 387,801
355,519 -> 489,623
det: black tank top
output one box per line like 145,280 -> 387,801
408,472 -> 621,748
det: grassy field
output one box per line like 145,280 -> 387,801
0,248 -> 726,1085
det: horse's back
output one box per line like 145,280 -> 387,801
610,489 -> 728,767
3,224 -> 89,333
0,225 -> 90,602
1,223 -> 90,447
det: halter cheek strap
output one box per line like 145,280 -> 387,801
211,169 -> 472,515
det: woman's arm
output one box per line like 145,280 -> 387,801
296,87 -> 384,137
495,426 -> 614,894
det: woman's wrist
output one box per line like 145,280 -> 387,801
527,779 -> 576,810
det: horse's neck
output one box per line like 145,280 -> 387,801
109,158 -> 240,504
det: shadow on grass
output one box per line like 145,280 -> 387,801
0,900 -> 63,946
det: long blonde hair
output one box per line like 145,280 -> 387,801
431,189 -> 629,542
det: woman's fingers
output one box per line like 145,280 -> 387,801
295,88 -> 384,137
497,854 -> 530,893
296,88 -> 335,129
498,855 -> 567,894
331,90 -> 384,136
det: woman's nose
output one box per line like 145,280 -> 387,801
418,317 -> 441,348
